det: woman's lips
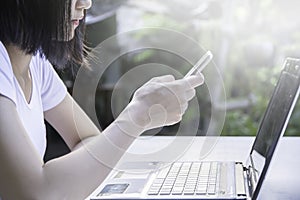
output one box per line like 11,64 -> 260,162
72,20 -> 80,27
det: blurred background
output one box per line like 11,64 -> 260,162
44,0 -> 300,161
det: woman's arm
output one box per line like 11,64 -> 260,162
44,92 -> 141,152
44,92 -> 101,150
0,74 -> 203,200
0,94 -> 140,200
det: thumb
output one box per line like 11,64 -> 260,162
184,73 -> 205,88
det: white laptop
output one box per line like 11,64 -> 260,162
89,58 -> 300,200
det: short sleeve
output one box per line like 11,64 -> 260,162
0,42 -> 17,104
39,57 -> 67,111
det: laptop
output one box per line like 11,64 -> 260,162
89,58 -> 300,200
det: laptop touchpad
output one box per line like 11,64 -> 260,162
98,179 -> 147,196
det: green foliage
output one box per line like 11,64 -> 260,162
117,0 -> 300,136
222,110 -> 258,136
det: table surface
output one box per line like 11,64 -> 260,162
113,136 -> 300,200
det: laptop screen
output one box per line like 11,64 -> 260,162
249,58 -> 300,199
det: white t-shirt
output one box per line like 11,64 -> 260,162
0,41 -> 67,158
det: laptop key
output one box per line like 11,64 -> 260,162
148,188 -> 160,195
157,166 -> 171,179
172,187 -> 184,195
148,190 -> 160,195
160,188 -> 172,195
196,188 -> 207,195
207,184 -> 216,195
196,191 -> 207,195
183,190 -> 195,195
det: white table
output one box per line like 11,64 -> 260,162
113,136 -> 300,200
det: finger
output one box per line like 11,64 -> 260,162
181,103 -> 188,114
185,89 -> 196,101
169,113 -> 182,125
151,75 -> 175,83
184,73 -> 204,88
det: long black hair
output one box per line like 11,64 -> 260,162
0,0 -> 86,68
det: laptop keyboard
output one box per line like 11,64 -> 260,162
148,162 -> 220,196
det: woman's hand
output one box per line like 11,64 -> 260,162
115,73 -> 204,137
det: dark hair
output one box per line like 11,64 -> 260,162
0,0 -> 86,68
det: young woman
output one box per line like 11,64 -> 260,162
0,0 -> 204,199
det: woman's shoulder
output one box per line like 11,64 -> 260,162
0,41 -> 17,103
32,52 -> 52,69
31,52 -> 56,79
0,41 -> 15,81
0,41 -> 13,71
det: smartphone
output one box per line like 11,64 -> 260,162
184,51 -> 213,78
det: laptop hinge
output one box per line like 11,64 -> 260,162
244,165 -> 257,197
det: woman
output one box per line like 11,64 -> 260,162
0,0 -> 204,199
